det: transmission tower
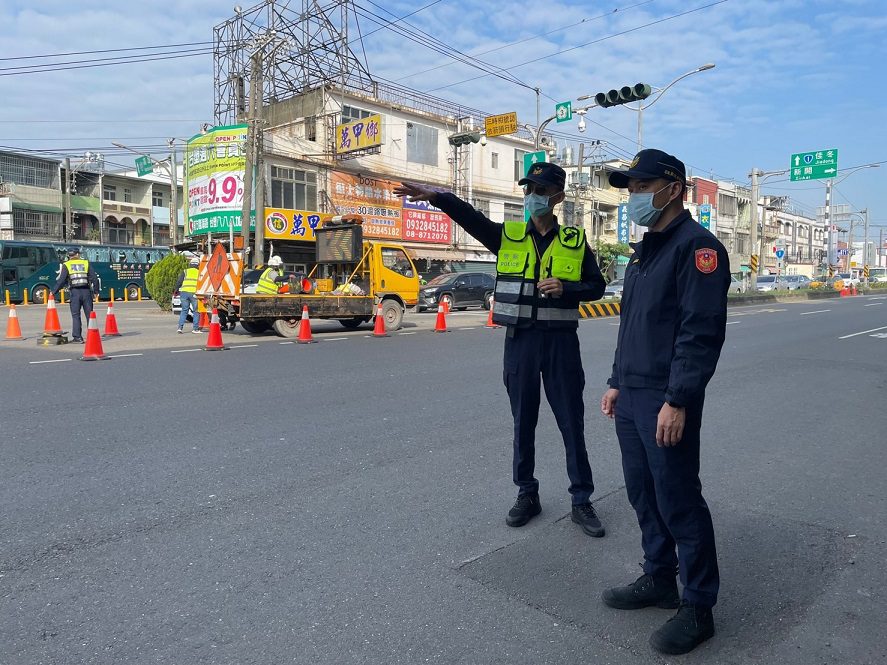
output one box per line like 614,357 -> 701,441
213,0 -> 376,125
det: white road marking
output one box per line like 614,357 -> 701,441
29,358 -> 72,364
870,333 -> 887,339
800,309 -> 831,315
726,321 -> 740,325
863,303 -> 883,307
398,332 -> 417,335
279,341 -> 294,345
229,344 -> 258,349
322,337 -> 349,342
839,325 -> 887,340
108,353 -> 144,358
461,327 -> 476,331
170,348 -> 201,353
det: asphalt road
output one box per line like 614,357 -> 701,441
1,295 -> 885,664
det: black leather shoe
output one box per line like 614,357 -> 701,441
602,573 -> 680,610
506,493 -> 541,527
72,337 -> 84,344
571,502 -> 605,537
650,600 -> 715,654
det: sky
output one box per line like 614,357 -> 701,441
1,0 -> 885,234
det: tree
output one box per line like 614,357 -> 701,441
595,241 -> 631,280
145,253 -> 188,311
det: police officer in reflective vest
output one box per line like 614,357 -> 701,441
174,256 -> 203,334
395,163 -> 607,536
53,247 -> 98,343
600,149 -> 729,655
256,255 -> 286,294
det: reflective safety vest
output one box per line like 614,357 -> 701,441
256,267 -> 281,295
492,221 -> 586,327
180,267 -> 199,293
64,259 -> 90,288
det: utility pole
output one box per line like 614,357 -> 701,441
863,208 -> 870,287
749,168 -> 759,290
63,157 -> 72,241
254,60 -> 266,267
240,51 -> 259,265
168,140 -> 178,247
824,179 -> 833,272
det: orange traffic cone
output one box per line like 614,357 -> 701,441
103,302 -> 121,337
852,283 -> 858,296
434,303 -> 448,333
80,312 -> 108,361
197,310 -> 209,331
5,304 -> 24,340
442,298 -> 450,315
43,293 -> 62,334
297,305 -> 316,344
372,302 -> 388,337
485,299 -> 501,329
204,308 -> 227,350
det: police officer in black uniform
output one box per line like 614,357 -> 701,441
54,248 -> 99,343
395,163 -> 608,537
599,149 -> 729,655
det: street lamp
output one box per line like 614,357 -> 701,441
580,63 -> 715,152
823,163 -> 878,269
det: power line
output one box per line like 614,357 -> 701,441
393,0 -> 656,83
0,48 -> 213,77
0,41 -> 213,62
425,0 -> 729,93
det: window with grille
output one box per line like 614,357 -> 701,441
514,149 -> 528,182
0,153 -> 57,188
103,185 -> 116,201
473,198 -> 490,217
270,166 -> 317,210
123,188 -> 132,203
406,123 -> 438,167
504,201 -> 524,221
341,105 -> 372,124
152,191 -> 163,207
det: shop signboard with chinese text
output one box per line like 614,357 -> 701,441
263,208 -> 327,241
402,198 -> 452,244
335,114 -> 383,156
484,112 -> 518,138
185,124 -> 254,235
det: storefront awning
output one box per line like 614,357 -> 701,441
404,246 -> 466,262
11,202 -> 63,214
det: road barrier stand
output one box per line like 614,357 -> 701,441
138,287 -> 143,301
23,289 -> 28,306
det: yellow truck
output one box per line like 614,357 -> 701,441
196,216 -> 419,337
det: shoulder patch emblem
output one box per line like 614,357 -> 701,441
695,248 -> 717,274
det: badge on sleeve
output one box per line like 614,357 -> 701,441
695,248 -> 717,274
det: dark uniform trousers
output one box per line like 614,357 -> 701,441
503,327 -> 594,505
614,386 -> 719,607
69,288 -> 94,339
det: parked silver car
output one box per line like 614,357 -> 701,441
604,279 -> 624,298
730,276 -> 746,294
755,275 -> 788,292
783,275 -> 811,290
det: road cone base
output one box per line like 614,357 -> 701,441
37,333 -> 68,346
485,323 -> 501,329
203,345 -> 228,351
297,338 -> 317,344
373,332 -> 389,338
434,329 -> 449,333
79,354 -> 109,361
6,336 -> 24,341
103,333 -> 122,337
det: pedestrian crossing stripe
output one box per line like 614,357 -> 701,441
579,302 -> 621,318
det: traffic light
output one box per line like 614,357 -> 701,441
594,83 -> 652,108
448,132 -> 481,147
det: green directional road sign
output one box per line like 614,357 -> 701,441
521,150 -> 547,220
135,156 -> 154,177
555,101 -> 572,123
790,148 -> 838,181
522,150 -> 547,175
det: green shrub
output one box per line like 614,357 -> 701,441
145,253 -> 188,311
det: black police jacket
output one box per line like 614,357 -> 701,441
608,210 -> 730,406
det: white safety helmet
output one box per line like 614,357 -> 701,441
268,255 -> 283,267
189,257 -> 200,266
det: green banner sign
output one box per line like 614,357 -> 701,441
135,156 -> 154,177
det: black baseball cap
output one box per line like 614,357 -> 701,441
608,149 -> 686,189
519,161 -> 566,191
67,247 -> 81,257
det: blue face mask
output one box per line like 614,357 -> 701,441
627,183 -> 674,227
524,192 -> 553,218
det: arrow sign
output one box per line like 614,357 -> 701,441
823,168 -> 836,174
790,148 -> 838,182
